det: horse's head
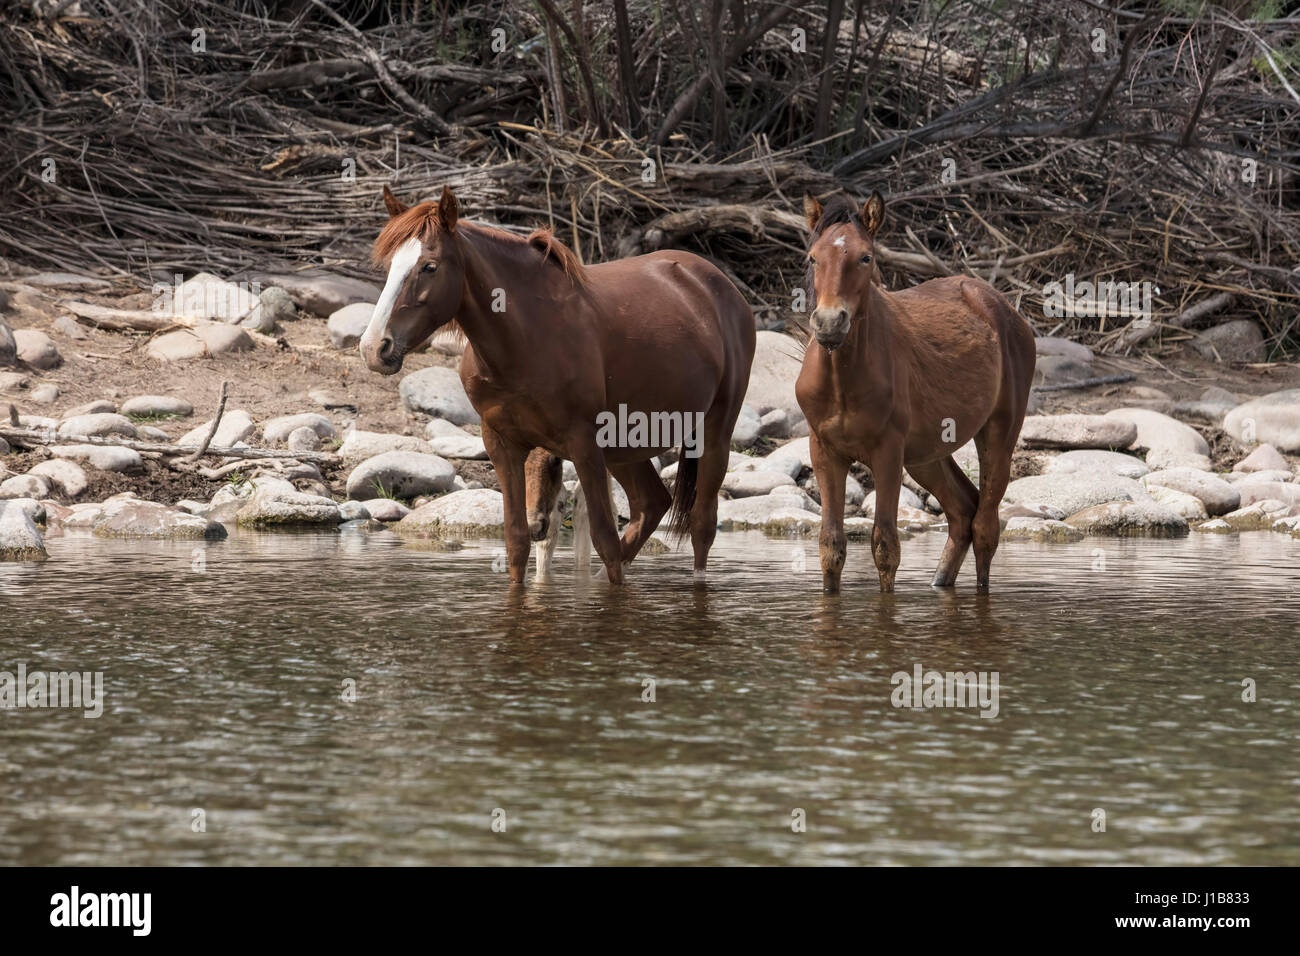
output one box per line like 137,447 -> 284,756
802,191 -> 884,352
360,185 -> 467,374
524,448 -> 564,541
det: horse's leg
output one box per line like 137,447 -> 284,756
908,457 -> 979,587
809,431 -> 849,593
686,417 -> 732,577
534,497 -> 561,581
869,442 -> 904,593
569,441 -> 625,584
971,411 -> 1022,590
481,424 -> 531,584
609,460 -> 671,564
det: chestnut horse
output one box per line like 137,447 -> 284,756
361,186 -> 755,584
798,193 -> 1035,593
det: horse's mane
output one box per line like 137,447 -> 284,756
526,227 -> 586,285
372,202 -> 586,290
808,195 -> 863,237
371,201 -> 442,265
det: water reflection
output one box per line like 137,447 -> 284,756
0,527 -> 1297,864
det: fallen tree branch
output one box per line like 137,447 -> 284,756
0,426 -> 340,466
1115,291 -> 1234,352
188,381 -> 227,462
1033,373 -> 1137,392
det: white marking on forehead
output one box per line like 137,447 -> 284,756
832,236 -> 847,247
360,237 -> 422,349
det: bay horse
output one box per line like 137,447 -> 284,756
797,192 -> 1035,593
360,185 -> 755,584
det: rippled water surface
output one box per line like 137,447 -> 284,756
1,526 -> 1297,865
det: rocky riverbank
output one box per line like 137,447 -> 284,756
2,270 -> 1298,562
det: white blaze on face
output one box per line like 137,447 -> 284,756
360,236 -> 422,354
832,235 -> 847,248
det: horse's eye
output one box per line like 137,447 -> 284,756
861,255 -> 872,265
421,261 -> 438,274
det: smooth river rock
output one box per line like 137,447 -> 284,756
398,366 -> 479,425
716,495 -> 819,534
328,302 -> 372,350
235,487 -> 342,526
27,459 -> 89,497
0,500 -> 46,560
1223,390 -> 1300,453
424,418 -> 487,459
1232,443 -> 1289,474
0,474 -> 51,500
744,331 -> 804,426
1019,414 -> 1137,450
346,451 -> 456,500
50,444 -> 143,473
120,394 -> 194,418
722,469 -> 795,498
338,430 -> 434,461
92,498 -> 227,539
1000,516 -> 1084,542
13,329 -> 61,369
1003,472 -> 1151,517
1142,468 -> 1239,516
395,489 -> 505,538
262,413 -> 336,446
177,409 -> 255,448
1104,407 -> 1210,469
56,413 -> 137,440
1042,449 -> 1150,480
1063,501 -> 1189,538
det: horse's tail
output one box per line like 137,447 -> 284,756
667,454 -> 698,541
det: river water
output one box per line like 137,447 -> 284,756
1,526 -> 1297,865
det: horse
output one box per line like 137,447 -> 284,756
797,192 -> 1035,593
360,185 -> 755,584
523,447 -> 612,580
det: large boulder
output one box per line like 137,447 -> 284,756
743,331 -> 804,426
50,444 -> 142,473
1019,414 -> 1137,450
1232,443 -> 1289,473
120,395 -> 194,418
27,459 -> 88,497
235,487 -> 342,526
168,272 -> 259,322
13,329 -> 61,369
0,474 -> 50,500
327,302 -> 372,350
722,469 -> 795,498
716,495 -> 819,534
1141,468 -> 1239,516
177,409 -> 255,448
1043,449 -> 1150,480
1003,472 -> 1151,517
92,498 -> 227,538
262,413 -> 336,446
0,500 -> 46,560
346,451 -> 456,499
1191,320 -> 1266,363
56,413 -> 137,440
398,366 -> 479,425
1104,407 -> 1210,469
1223,390 -> 1300,453
394,488 -> 505,537
1064,501 -> 1189,538
146,323 -> 254,361
423,418 -> 487,459
254,271 -> 379,317
338,430 -> 434,461
1001,516 -> 1084,542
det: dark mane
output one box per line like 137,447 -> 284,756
809,195 -> 864,237
526,227 -> 586,285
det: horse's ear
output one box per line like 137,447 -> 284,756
382,185 -> 407,219
862,191 -> 885,238
803,194 -> 823,233
438,185 -> 459,232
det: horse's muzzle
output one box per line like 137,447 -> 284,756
527,511 -> 549,541
811,308 -> 849,352
360,334 -> 404,375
